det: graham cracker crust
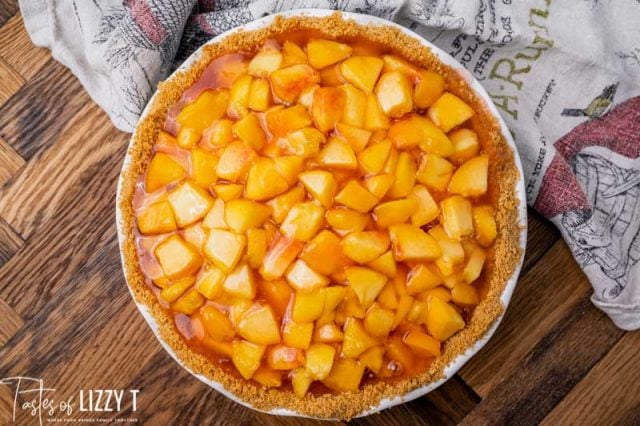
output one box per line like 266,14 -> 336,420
117,12 -> 523,420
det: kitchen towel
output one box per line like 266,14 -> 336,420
20,0 -> 640,329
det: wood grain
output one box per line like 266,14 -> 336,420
0,10 -> 636,425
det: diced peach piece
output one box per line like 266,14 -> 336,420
237,303 -> 280,345
202,119 -> 233,149
213,183 -> 243,201
334,180 -> 378,213
428,92 -> 475,132
364,93 -> 390,130
167,181 -> 214,228
278,128 -> 324,158
245,158 -> 289,201
339,84 -> 367,128
177,127 -> 200,149
155,235 -> 202,279
300,230 -> 348,275
342,317 -> 379,358
406,264 -> 442,294
336,122 -> 371,152
322,358 -> 365,392
364,304 -> 395,338
317,137 -> 357,170
314,322 -> 344,343
312,87 -> 344,132
448,155 -> 489,196
306,342 -> 336,381
228,74 -> 252,118
252,366 -> 283,388
177,89 -> 229,132
145,152 -> 185,193
299,171 -> 337,208
389,115 -> 454,157
196,266 -> 225,300
441,195 -> 474,240
358,140 -> 391,175
345,266 -> 388,308
160,275 -> 196,302
417,286 -> 452,304
223,199 -> 272,233
382,54 -> 420,78
283,321 -> 314,350
232,113 -> 266,151
363,174 -> 394,200
200,305 -> 235,341
171,289 -> 205,314
389,224 -> 441,262
341,231 -> 390,264
286,259 -> 329,291
473,205 -> 497,247
375,71 -> 413,118
137,201 -> 177,235
404,329 -> 441,357
339,56 -> 384,93
216,141 -> 257,182
387,152 -> 416,199
292,289 -> 326,323
307,39 -> 352,69
463,243 -> 486,284
204,229 -> 246,272
267,186 -> 305,223
291,368 -> 313,398
270,64 -> 320,103
282,40 -> 308,66
409,185 -> 439,227
247,78 -> 272,112
232,340 -> 266,380
325,208 -> 369,234
427,297 -> 465,341
267,344 -> 305,370
368,251 -> 397,278
449,129 -> 480,164
417,154 -> 454,192
266,105 -> 313,136
248,44 -> 282,77
452,283 -> 480,307
260,235 -> 303,279
281,202 -> 324,242
373,198 -> 417,228
414,70 -> 445,108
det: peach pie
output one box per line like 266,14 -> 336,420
118,13 -> 521,419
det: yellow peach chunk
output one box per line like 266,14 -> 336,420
345,266 -> 388,308
260,235 -> 303,279
406,263 -> 442,294
291,368 -> 313,398
248,44 -> 282,77
364,93 -> 390,130
404,330 -> 441,357
292,289 -> 326,323
137,201 -> 177,235
428,92 -> 475,132
266,105 -> 313,136
336,122 -> 371,152
414,70 -> 445,108
427,297 -> 465,341
409,185 -> 439,227
417,154 -> 454,192
232,340 -> 265,380
364,304 -> 395,338
232,113 -> 266,151
389,224 -> 441,261
358,140 -> 391,175
339,56 -> 384,93
171,289 -> 205,314
155,235 -> 202,279
216,141 -> 257,182
375,71 -> 413,118
283,321 -> 314,350
196,267 -> 225,300
342,317 -> 379,358
473,205 -> 497,247
341,231 -> 390,264
177,89 -> 229,132
317,137 -> 357,170
145,152 -> 185,193
281,202 -> 324,242
441,195 -> 474,240
237,303 -> 280,345
245,158 -> 289,201
334,180 -> 378,213
448,154 -> 489,196
307,39 -> 352,69
270,63 -> 320,103
449,128 -> 480,164
204,229 -> 246,272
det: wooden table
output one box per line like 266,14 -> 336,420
0,8 -> 638,425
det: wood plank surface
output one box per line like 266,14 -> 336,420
0,10 -> 637,426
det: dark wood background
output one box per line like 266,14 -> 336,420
0,6 -> 639,425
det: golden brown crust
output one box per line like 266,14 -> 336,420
117,12 -> 523,420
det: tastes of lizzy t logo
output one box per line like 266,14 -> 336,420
0,377 -> 140,424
